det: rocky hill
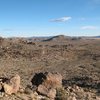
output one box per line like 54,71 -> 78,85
0,36 -> 99,99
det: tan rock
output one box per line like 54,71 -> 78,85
34,72 -> 62,99
37,84 -> 56,99
10,74 -> 20,93
31,72 -> 62,88
37,85 -> 48,95
46,72 -> 62,88
30,92 -> 50,100
3,83 -> 13,95
47,88 -> 56,99
2,74 -> 20,95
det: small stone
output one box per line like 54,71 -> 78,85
47,88 -> 56,99
0,83 -> 3,90
0,92 -> 4,98
72,96 -> 77,100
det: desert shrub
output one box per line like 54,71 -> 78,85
56,88 -> 69,100
11,44 -> 23,50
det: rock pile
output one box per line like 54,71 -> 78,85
0,72 -> 99,100
31,72 -> 62,99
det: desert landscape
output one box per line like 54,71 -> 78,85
0,0 -> 100,99
0,35 -> 99,100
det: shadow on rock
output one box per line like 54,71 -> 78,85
31,72 -> 47,87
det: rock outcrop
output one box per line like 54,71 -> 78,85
0,73 -> 100,100
31,72 -> 62,99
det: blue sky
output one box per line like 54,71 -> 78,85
0,0 -> 100,37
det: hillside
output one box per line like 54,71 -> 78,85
0,36 -> 100,99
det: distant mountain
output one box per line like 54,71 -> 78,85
83,36 -> 100,39
0,34 -> 100,40
27,36 -> 51,42
42,35 -> 71,42
95,36 -> 100,38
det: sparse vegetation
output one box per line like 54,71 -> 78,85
0,36 -> 99,99
56,88 -> 69,100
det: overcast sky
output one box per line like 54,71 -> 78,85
0,0 -> 100,37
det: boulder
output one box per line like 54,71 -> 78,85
31,72 -> 62,88
2,74 -> 20,95
3,83 -> 13,95
47,88 -> 56,99
31,72 -> 62,99
37,84 -> 56,99
10,74 -> 20,93
45,72 -> 62,88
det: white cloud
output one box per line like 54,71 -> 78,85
81,26 -> 97,30
50,16 -> 72,22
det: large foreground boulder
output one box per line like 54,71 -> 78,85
1,74 -> 20,95
31,72 -> 62,99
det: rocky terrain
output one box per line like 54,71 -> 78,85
0,35 -> 100,100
